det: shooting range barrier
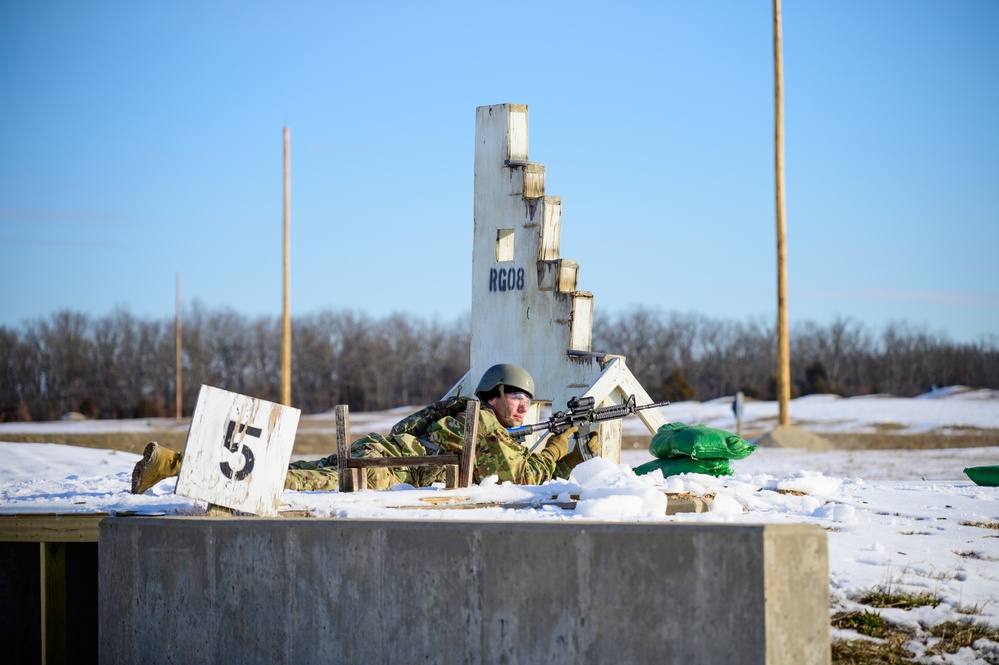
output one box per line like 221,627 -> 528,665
96,517 -> 830,665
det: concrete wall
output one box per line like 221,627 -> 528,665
99,518 -> 830,665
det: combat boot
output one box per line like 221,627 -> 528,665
131,442 -> 183,494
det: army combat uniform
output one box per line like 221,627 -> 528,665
284,396 -> 571,491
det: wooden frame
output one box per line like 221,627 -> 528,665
336,400 -> 480,492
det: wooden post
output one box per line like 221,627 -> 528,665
458,400 -> 480,488
734,390 -> 745,437
281,127 -> 292,406
41,542 -> 67,665
774,0 -> 791,427
336,405 -> 362,490
175,272 -> 182,419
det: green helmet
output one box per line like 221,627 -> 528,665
475,363 -> 535,400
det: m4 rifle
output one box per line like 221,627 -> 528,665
508,394 -> 670,461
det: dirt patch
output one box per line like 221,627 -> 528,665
0,431 -> 340,458
819,430 -> 999,450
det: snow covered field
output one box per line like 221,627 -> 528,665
2,387 -> 998,662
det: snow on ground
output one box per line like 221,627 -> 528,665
2,387 -> 998,662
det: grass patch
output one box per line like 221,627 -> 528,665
832,611 -> 892,639
858,587 -> 943,610
831,614 -> 999,663
831,619 -> 915,664
961,521 -> 999,531
925,619 -> 999,658
955,602 -> 985,616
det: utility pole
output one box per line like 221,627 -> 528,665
774,0 -> 791,426
175,272 -> 182,419
281,127 -> 292,406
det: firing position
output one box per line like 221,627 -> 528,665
131,363 -> 598,494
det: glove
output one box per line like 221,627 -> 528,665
564,431 -> 601,469
538,426 -> 577,463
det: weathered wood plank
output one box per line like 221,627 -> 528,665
0,514 -> 105,543
458,400 -> 479,488
340,455 -> 460,469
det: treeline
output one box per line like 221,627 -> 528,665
1,305 -> 996,422
594,310 -> 998,402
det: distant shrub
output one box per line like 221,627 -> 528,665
659,370 -> 697,402
79,395 -> 100,419
801,360 -> 839,395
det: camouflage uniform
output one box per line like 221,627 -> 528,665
284,396 -> 570,491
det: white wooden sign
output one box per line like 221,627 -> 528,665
176,385 -> 300,516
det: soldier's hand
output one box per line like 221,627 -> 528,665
539,426 -> 577,463
564,431 -> 601,469
585,431 -> 601,456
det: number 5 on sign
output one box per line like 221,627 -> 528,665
176,385 -> 300,516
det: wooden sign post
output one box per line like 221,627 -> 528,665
176,385 -> 300,516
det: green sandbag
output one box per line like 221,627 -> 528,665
649,422 -> 756,460
633,457 -> 733,478
964,466 -> 999,487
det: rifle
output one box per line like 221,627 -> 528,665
508,394 -> 670,461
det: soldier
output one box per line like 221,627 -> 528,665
131,363 -> 598,494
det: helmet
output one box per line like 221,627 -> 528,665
475,363 -> 535,400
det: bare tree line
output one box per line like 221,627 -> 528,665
594,309 -> 999,402
1,305 -> 996,422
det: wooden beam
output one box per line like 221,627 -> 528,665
458,400 -> 479,488
0,514 -> 104,543
41,542 -> 67,665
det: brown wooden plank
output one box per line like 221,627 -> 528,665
0,514 -> 105,543
340,455 -> 460,469
458,400 -> 479,488
335,405 -> 355,491
41,542 -> 67,665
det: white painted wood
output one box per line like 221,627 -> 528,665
176,385 -> 300,516
538,196 -> 562,261
467,104 -> 666,462
569,293 -> 594,352
507,104 -> 529,161
574,358 -> 670,460
470,104 -> 603,414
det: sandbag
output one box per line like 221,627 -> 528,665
649,422 -> 756,460
965,466 -> 999,487
633,456 -> 733,478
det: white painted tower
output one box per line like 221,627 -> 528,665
447,104 -> 667,461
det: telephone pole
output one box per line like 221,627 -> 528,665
774,0 -> 790,426
281,127 -> 292,406
175,272 -> 183,419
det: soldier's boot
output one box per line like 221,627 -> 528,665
131,441 -> 183,494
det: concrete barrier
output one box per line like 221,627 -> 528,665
99,517 -> 829,665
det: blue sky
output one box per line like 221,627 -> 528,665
2,1 -> 997,343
